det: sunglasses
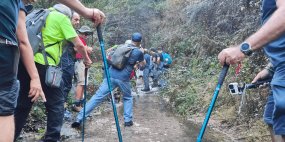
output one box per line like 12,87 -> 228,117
85,33 -> 90,36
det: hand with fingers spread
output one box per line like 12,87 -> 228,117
218,46 -> 246,66
251,69 -> 273,89
29,78 -> 46,102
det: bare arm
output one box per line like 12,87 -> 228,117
218,0 -> 285,66
58,0 -> 105,27
16,10 -> 46,102
71,37 -> 92,68
245,0 -> 285,50
157,57 -> 161,66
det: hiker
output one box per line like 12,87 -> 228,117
141,49 -> 152,91
71,33 -> 146,128
156,47 -> 168,88
217,0 -> 285,141
59,11 -> 81,119
14,4 -> 92,142
150,47 -> 159,88
0,1 -> 46,141
73,26 -> 93,112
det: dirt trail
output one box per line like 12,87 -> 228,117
64,90 -> 223,142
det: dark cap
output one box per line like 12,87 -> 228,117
157,47 -> 163,51
132,33 -> 142,42
150,48 -> 156,52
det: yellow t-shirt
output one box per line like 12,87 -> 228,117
34,8 -> 77,65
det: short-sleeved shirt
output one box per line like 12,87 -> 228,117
262,0 -> 285,86
152,53 -> 157,63
0,0 -> 26,45
34,8 -> 78,66
76,36 -> 90,59
158,52 -> 164,62
141,54 -> 150,70
109,44 -> 144,81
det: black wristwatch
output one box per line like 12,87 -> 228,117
240,42 -> 252,56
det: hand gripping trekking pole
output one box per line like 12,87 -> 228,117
197,64 -> 229,142
96,25 -> 123,142
82,68 -> 88,142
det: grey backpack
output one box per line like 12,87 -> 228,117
107,44 -> 137,70
25,8 -> 52,54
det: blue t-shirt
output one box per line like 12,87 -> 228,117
0,0 -> 26,46
262,0 -> 285,86
109,45 -> 144,81
141,54 -> 150,70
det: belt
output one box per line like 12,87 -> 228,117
0,37 -> 17,46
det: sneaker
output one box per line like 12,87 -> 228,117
141,88 -> 150,92
71,119 -> 82,128
124,121 -> 133,127
152,84 -> 159,88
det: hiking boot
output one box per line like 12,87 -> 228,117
125,121 -> 133,127
80,99 -> 84,107
141,88 -> 150,92
71,119 -> 82,128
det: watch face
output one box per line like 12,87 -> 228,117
241,43 -> 250,51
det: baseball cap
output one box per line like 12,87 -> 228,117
157,47 -> 163,51
150,48 -> 156,52
132,33 -> 142,42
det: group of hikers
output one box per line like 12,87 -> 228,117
1,0 -> 285,142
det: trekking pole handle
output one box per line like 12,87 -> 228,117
217,64 -> 230,86
96,25 -> 103,43
247,79 -> 272,89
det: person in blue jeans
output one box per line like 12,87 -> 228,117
72,33 -> 146,128
218,0 -> 285,141
141,49 -> 151,91
59,12 -> 80,119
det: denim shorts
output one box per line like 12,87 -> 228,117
0,44 -> 20,116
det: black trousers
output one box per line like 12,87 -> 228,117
14,61 -> 64,142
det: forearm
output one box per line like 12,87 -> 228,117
58,0 -> 88,17
245,6 -> 285,50
19,43 -> 39,79
76,45 -> 89,60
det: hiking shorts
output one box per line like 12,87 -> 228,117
75,60 -> 89,86
264,85 -> 285,135
0,44 -> 20,116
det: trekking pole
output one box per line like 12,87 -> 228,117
96,25 -> 123,142
197,64 -> 229,142
82,68 -> 88,142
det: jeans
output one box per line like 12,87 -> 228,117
143,69 -> 150,89
15,61 -> 64,142
76,78 -> 133,122
59,51 -> 75,102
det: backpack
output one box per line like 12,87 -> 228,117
106,44 -> 137,70
25,8 -> 52,55
162,52 -> 172,64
